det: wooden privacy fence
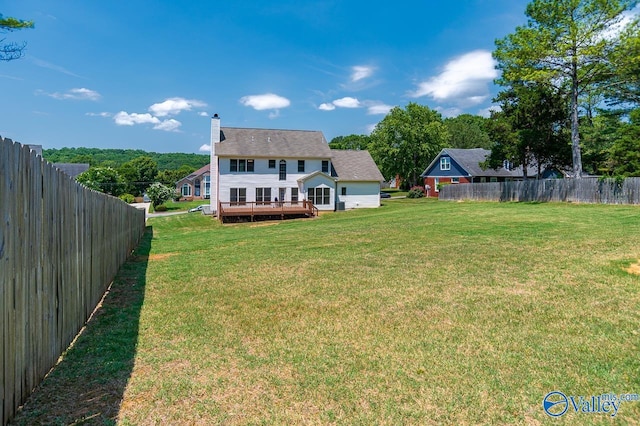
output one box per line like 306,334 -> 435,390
439,177 -> 640,205
1,137 -> 146,425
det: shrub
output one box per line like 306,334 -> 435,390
407,186 -> 425,198
119,193 -> 135,203
146,182 -> 175,208
154,205 -> 168,212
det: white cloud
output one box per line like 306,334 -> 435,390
410,50 -> 498,107
240,93 -> 291,110
113,111 -> 160,126
43,87 -> 101,101
198,111 -> 209,117
149,97 -> 207,117
318,103 -> 336,111
365,102 -> 393,115
86,112 -> 111,117
199,144 -> 211,152
332,97 -> 361,108
351,65 -> 374,82
153,119 -> 182,132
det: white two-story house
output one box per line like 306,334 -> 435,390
209,115 -> 384,220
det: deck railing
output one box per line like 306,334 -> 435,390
218,200 -> 318,222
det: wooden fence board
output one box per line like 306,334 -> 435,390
0,137 -> 145,425
440,178 -> 640,205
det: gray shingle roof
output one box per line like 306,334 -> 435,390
214,127 -> 332,158
331,150 -> 385,182
54,163 -> 90,178
446,148 -> 515,177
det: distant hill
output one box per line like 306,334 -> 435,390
42,147 -> 209,171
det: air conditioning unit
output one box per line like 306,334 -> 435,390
336,201 -> 345,211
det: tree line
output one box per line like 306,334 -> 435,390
41,151 -> 208,201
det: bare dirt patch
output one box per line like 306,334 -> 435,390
626,260 -> 640,275
132,253 -> 175,262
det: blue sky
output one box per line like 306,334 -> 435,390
1,1 -> 531,154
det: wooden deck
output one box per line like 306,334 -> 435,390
218,200 -> 319,223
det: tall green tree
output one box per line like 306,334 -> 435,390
76,167 -> 125,196
608,108 -> 640,176
328,134 -> 371,150
444,114 -> 492,149
486,83 -> 571,177
118,156 -> 158,196
0,14 -> 34,61
369,103 -> 449,187
494,0 -> 638,178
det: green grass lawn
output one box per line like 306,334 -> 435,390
11,198 -> 640,425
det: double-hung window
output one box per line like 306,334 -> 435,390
298,160 -> 305,173
440,157 -> 451,171
230,188 -> 246,205
308,187 -> 330,205
279,160 -> 287,181
322,160 -> 329,173
230,159 -> 254,172
256,188 -> 271,205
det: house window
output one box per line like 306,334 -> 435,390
230,159 -> 254,172
291,188 -> 298,204
308,187 -> 330,205
279,160 -> 287,181
195,179 -> 201,196
268,159 -> 276,169
230,188 -> 246,205
298,160 -> 305,173
256,187 -> 271,205
490,177 -> 498,182
341,187 -> 347,196
451,177 -> 459,184
322,160 -> 329,173
181,183 -> 192,197
204,176 -> 210,198
440,157 -> 451,171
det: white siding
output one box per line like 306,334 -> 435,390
300,173 -> 336,211
218,157 -> 329,206
337,182 -> 381,209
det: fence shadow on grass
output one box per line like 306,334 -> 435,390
8,226 -> 154,426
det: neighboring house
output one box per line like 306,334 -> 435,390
420,148 -> 564,197
27,145 -> 89,178
175,164 -> 210,200
208,115 -> 384,218
53,163 -> 90,178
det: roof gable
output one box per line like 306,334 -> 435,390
330,150 -> 384,182
214,127 -> 331,158
421,148 -> 517,178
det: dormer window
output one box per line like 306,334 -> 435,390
440,157 -> 451,171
